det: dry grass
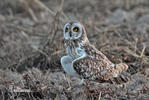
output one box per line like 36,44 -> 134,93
0,0 -> 149,100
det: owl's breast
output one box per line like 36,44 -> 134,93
66,47 -> 77,58
64,39 -> 88,60
66,47 -> 84,60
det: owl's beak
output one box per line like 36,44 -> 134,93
69,31 -> 72,37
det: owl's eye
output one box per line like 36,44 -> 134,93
65,27 -> 69,32
73,27 -> 79,32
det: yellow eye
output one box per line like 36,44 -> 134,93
65,27 -> 68,32
73,27 -> 79,32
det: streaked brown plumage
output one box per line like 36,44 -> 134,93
61,22 -> 129,85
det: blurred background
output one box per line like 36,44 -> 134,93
0,0 -> 149,99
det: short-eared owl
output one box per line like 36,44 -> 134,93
61,22 -> 129,84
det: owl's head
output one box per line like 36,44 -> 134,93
63,22 -> 86,40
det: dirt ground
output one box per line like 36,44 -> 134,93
0,0 -> 149,100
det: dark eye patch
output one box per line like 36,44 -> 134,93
65,27 -> 69,32
73,27 -> 79,32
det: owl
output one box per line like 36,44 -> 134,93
61,22 -> 129,85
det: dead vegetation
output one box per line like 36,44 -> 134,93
0,0 -> 149,100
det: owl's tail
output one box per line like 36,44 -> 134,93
97,74 -> 130,85
102,63 -> 130,85
103,63 -> 128,79
96,63 -> 130,85
109,63 -> 130,85
114,63 -> 128,76
110,74 -> 130,85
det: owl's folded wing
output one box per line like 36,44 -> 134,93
83,45 -> 128,75
73,56 -> 114,80
83,45 -> 111,62
73,56 -> 129,84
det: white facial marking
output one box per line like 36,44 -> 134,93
63,23 -> 70,40
63,22 -> 83,40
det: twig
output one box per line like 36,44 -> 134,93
124,48 -> 141,58
39,0 -> 65,52
49,0 -> 64,43
28,8 -> 38,22
34,0 -> 68,20
98,92 -> 101,100
34,0 -> 56,15
51,50 -> 65,56
140,43 -> 146,57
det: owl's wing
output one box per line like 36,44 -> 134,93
83,45 -> 128,75
73,56 -> 129,84
73,56 -> 114,81
73,45 -> 129,84
83,45 -> 113,64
